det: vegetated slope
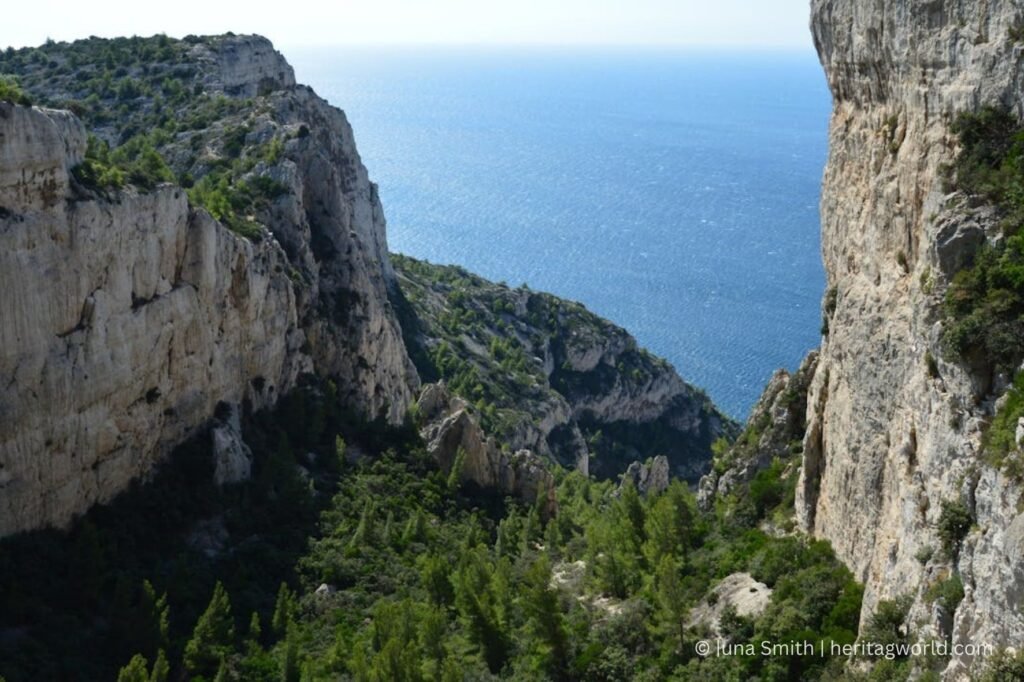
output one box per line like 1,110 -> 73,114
393,254 -> 736,481
0,376 -> 863,682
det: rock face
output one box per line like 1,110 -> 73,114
418,383 -> 557,516
0,105 -> 304,534
0,36 -> 418,536
618,456 -> 670,497
799,2 -> 1024,676
698,351 -> 817,511
190,34 -> 297,97
211,404 -> 254,486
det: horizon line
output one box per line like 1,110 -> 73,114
2,33 -> 816,54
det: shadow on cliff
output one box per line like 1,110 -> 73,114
0,379 -> 425,681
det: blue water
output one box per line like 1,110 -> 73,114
287,47 -> 831,420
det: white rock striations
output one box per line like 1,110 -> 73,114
799,2 -> 1024,676
0,36 -> 418,536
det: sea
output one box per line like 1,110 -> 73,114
287,47 -> 832,420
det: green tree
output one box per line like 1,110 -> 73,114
419,606 -> 448,679
350,501 -> 377,549
184,581 -> 236,677
654,556 -> 688,656
861,596 -> 912,657
212,657 -> 230,682
150,650 -> 170,682
937,500 -> 973,558
520,555 -> 569,679
116,655 -> 150,682
447,447 -> 467,492
282,624 -> 301,682
0,75 -> 31,105
248,612 -> 262,642
272,582 -> 295,637
419,554 -> 454,607
643,482 -> 694,566
453,548 -> 511,673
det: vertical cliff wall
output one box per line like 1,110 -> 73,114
0,36 -> 419,537
799,2 -> 1024,676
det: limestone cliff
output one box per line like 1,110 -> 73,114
0,36 -> 418,536
799,2 -> 1024,676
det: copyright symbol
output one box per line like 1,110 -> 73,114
696,640 -> 711,657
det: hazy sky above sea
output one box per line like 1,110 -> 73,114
4,0 -> 813,50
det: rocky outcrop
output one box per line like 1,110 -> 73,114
257,83 -> 418,419
698,351 -> 817,510
617,456 -> 670,497
798,2 -> 1024,676
211,404 -> 253,486
686,572 -> 772,636
393,256 -> 736,481
0,104 -> 84,212
418,383 -> 557,516
0,35 -> 418,536
190,34 -> 297,97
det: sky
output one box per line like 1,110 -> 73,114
3,0 -> 813,51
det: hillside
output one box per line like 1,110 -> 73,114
393,255 -> 734,481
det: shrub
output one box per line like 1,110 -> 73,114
749,460 -> 787,518
72,135 -> 126,191
937,500 -> 973,558
925,573 -> 964,613
983,371 -> 1024,476
981,648 -> 1024,681
0,74 -> 31,105
861,596 -> 912,656
942,108 -> 1024,370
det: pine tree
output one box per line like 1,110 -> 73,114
419,605 -> 448,678
419,554 -> 455,607
350,501 -> 377,548
618,481 -> 646,544
212,657 -> 229,682
334,435 -> 348,471
272,582 -> 294,637
521,555 -> 569,679
495,510 -> 522,559
282,624 -> 301,682
382,510 -> 395,546
116,655 -> 149,682
654,555 -> 688,655
184,581 -> 236,677
150,650 -> 169,682
447,447 -> 467,492
644,482 -> 694,566
247,611 -> 262,650
402,509 -> 428,546
453,549 -> 511,674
